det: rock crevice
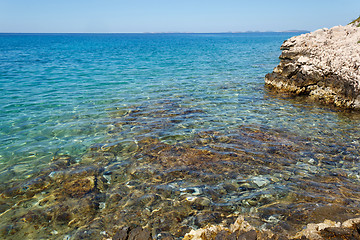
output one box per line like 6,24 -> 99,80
265,21 -> 360,109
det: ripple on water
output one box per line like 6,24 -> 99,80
1,99 -> 360,239
1,33 -> 360,239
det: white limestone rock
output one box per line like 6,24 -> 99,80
265,22 -> 360,109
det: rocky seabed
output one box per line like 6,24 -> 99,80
1,100 -> 360,239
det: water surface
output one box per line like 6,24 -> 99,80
1,33 -> 360,239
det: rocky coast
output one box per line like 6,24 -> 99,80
265,18 -> 360,109
184,216 -> 360,240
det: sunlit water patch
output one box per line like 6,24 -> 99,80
1,33 -> 360,239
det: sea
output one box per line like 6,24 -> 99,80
1,33 -> 360,239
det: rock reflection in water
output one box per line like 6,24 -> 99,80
0,100 -> 360,239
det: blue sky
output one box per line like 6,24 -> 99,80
0,0 -> 359,33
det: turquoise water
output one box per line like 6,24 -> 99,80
0,33 -> 292,173
1,33 -> 360,239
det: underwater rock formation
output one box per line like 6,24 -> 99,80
265,19 -> 360,109
1,100 -> 360,239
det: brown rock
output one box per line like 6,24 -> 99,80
112,227 -> 152,240
214,230 -> 231,240
237,230 -> 258,240
319,227 -> 360,239
63,176 -> 95,198
195,212 -> 223,228
128,227 -> 152,240
112,227 -> 130,240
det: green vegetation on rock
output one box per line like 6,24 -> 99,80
350,16 -> 360,27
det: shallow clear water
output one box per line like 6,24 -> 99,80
0,33 -> 289,173
1,33 -> 360,239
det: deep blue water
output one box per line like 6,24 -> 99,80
0,32 -> 359,178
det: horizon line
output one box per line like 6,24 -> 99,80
0,30 -> 310,34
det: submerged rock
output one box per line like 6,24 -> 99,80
265,20 -> 360,109
63,176 -> 95,198
112,226 -> 152,240
2,100 -> 360,239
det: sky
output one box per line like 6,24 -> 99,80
0,0 -> 359,33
